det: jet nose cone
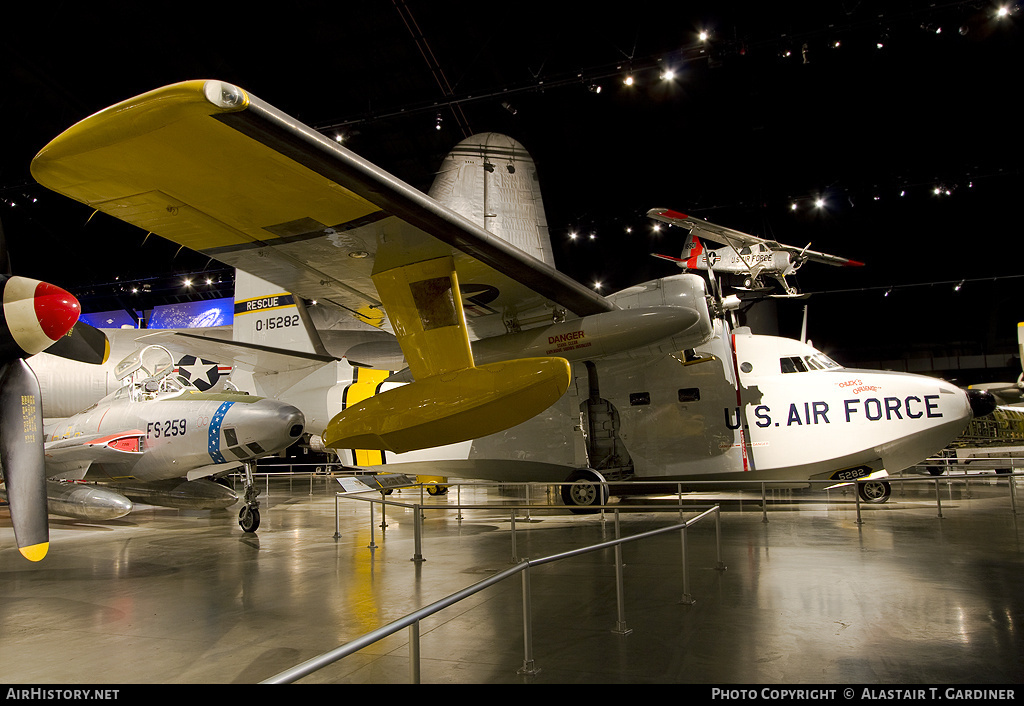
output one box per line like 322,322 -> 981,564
967,388 -> 997,418
283,405 -> 305,439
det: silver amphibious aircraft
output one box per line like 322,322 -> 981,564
29,80 -> 994,511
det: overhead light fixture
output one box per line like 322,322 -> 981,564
814,198 -> 826,208
587,83 -> 602,94
506,162 -> 515,174
484,162 -> 495,173
623,74 -> 635,86
435,113 -> 443,131
954,280 -> 964,292
699,30 -> 709,41
660,68 -> 676,81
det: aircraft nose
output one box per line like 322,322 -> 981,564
221,399 -> 305,460
966,388 -> 997,418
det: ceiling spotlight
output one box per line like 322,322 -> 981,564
661,68 -> 676,81
587,83 -> 602,94
699,30 -> 709,42
435,113 -> 443,131
623,74 -> 635,86
589,233 -> 597,240
814,198 -> 826,208
997,6 -> 1010,18
790,202 -> 798,211
954,280 -> 964,292
593,281 -> 603,291
484,162 -> 495,173
506,162 -> 515,174
568,231 -> 578,241
183,278 -> 192,287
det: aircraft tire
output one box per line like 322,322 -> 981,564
858,480 -> 891,504
426,485 -> 448,496
561,469 -> 608,515
239,506 -> 261,533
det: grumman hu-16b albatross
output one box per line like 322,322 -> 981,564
43,344 -> 304,532
647,207 -> 864,297
30,80 -> 995,510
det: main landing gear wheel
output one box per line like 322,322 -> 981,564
858,480 -> 891,504
561,470 -> 609,514
426,485 -> 448,496
238,461 -> 262,533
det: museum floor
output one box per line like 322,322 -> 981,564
1,472 -> 1022,685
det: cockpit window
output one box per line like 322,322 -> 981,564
781,354 -> 842,373
780,356 -> 807,373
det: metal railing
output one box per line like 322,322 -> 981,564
261,505 -> 726,684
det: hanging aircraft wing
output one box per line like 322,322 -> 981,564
646,208 -> 864,267
32,80 -> 611,454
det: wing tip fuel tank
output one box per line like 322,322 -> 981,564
324,357 -> 571,454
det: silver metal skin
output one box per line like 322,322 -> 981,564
43,373 -> 303,518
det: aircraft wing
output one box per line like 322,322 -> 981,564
32,80 -> 595,453
647,207 -> 864,267
44,430 -> 144,476
32,80 -> 613,328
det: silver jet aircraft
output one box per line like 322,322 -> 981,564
44,345 -> 304,531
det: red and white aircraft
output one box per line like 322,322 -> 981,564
648,208 -> 864,296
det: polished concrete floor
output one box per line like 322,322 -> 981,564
0,472 -> 1022,685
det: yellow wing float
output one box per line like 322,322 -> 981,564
32,80 -> 610,453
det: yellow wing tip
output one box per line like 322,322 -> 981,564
19,542 -> 49,562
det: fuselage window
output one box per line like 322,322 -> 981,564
678,388 -> 701,402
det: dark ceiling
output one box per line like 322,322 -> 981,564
1,1 -> 1021,379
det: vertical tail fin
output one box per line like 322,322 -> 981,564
682,232 -> 704,270
428,133 -> 555,267
232,269 -> 327,355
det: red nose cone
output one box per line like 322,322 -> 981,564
32,281 -> 81,341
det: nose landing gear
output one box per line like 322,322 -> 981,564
238,462 -> 261,532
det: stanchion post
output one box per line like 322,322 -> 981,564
412,503 -> 425,563
409,620 -> 420,684
680,522 -> 695,605
612,510 -> 632,634
517,564 -> 540,676
714,505 -> 727,571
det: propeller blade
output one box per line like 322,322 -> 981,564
0,359 -> 49,561
44,321 -> 110,365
